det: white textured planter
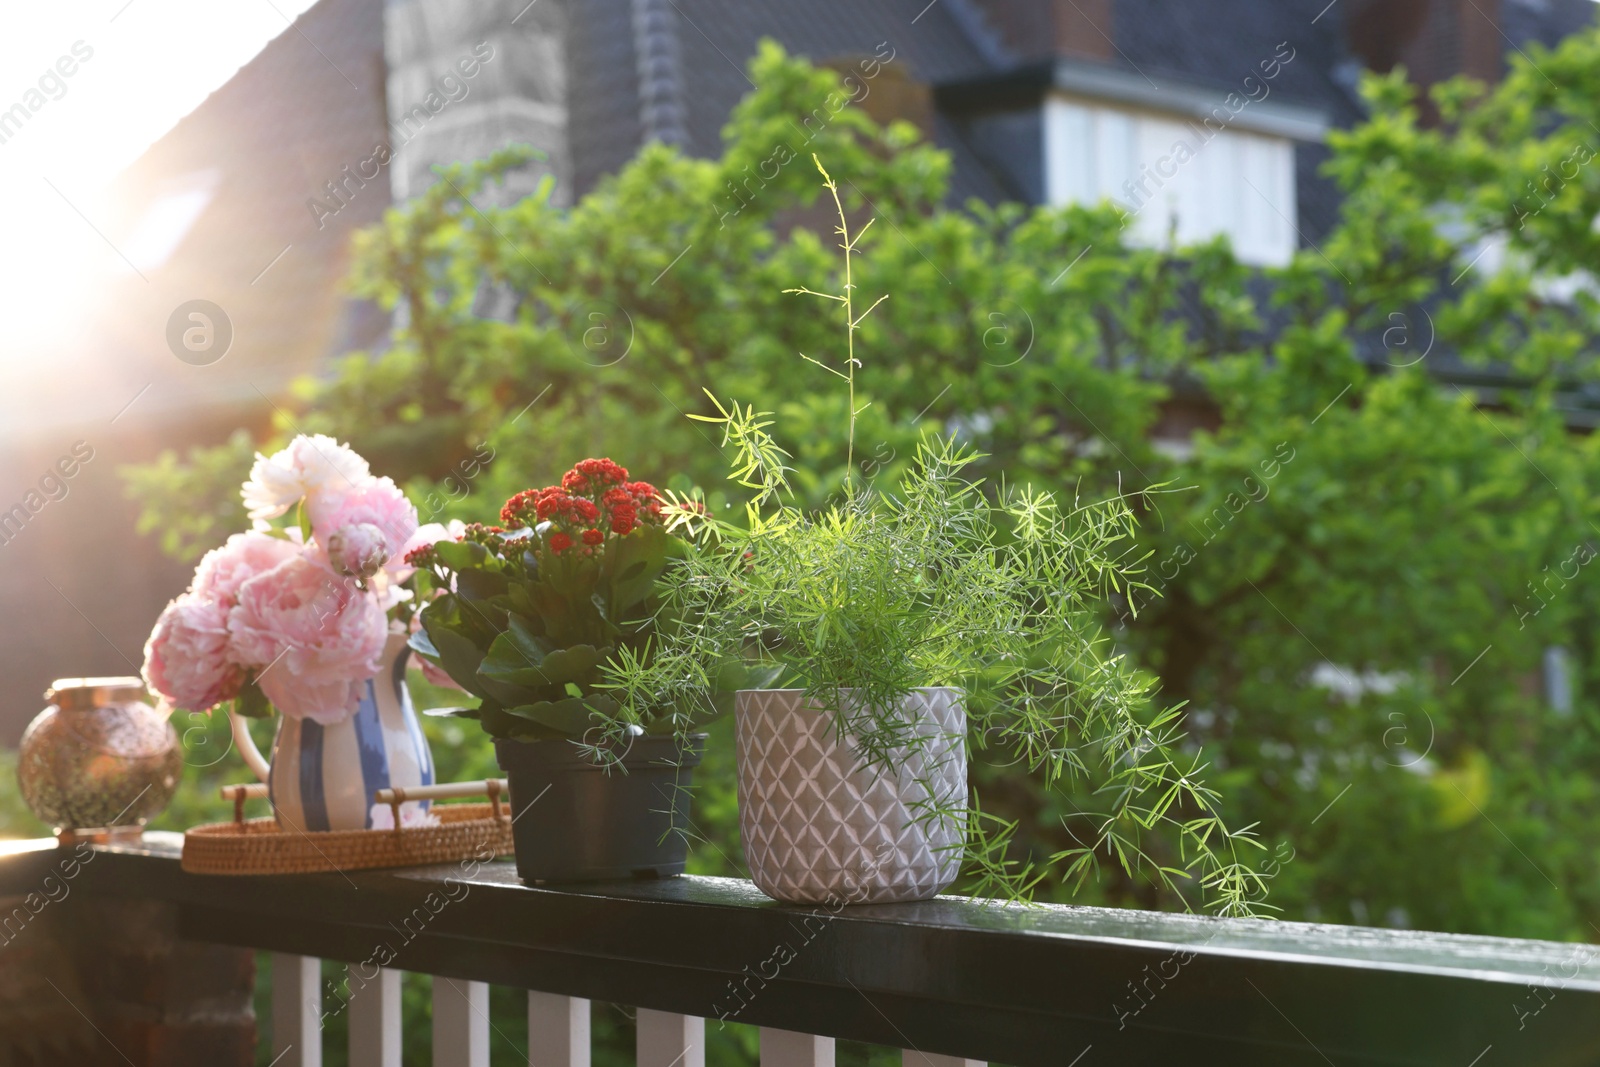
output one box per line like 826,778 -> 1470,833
734,687 -> 967,905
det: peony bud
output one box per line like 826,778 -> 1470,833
328,522 -> 390,579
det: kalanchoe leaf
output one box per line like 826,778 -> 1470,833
433,539 -> 491,572
424,591 -> 503,650
422,706 -> 479,719
481,629 -> 603,690
603,523 -> 677,621
421,622 -> 494,700
407,625 -> 440,661
507,583 -> 538,620
456,567 -> 509,602
502,694 -> 619,735
504,719 -> 564,741
478,702 -> 542,739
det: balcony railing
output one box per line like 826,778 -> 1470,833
1,832 -> 1597,1066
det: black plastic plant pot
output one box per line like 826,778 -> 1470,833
493,733 -> 706,884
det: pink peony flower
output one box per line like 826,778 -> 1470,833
192,531 -> 300,608
327,523 -> 390,579
229,556 -> 388,724
142,595 -> 242,712
242,434 -> 371,528
307,477 -> 418,568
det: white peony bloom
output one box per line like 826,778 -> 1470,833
241,434 -> 372,527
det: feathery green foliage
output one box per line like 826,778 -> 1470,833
598,160 -> 1266,912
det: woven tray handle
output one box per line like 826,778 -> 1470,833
374,779 -> 510,832
219,779 -> 510,830
220,783 -> 269,825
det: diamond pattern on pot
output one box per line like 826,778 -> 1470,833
734,687 -> 967,905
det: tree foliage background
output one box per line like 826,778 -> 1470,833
111,26 -> 1600,987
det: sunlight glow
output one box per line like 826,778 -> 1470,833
0,0 -> 318,356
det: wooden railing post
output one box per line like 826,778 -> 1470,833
528,991 -> 590,1067
433,977 -> 489,1067
270,954 -> 321,1067
636,1008 -> 703,1067
347,966 -> 401,1067
761,1027 -> 834,1067
903,1052 -> 984,1067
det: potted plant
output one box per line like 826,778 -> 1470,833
141,434 -> 452,832
598,159 -> 1265,912
406,459 -> 767,882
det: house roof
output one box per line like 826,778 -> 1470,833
83,0 -> 392,433
566,0 -> 1001,199
1111,0 -> 1368,130
933,56 -> 1330,139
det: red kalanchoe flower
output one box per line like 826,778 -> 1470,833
562,470 -> 588,492
459,523 -> 506,546
533,488 -> 569,522
548,531 -> 573,553
502,487 -> 550,526
611,503 -> 638,536
581,528 -> 604,546
576,458 -> 628,486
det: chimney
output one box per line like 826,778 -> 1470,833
963,0 -> 1115,63
384,0 -> 572,205
1345,0 -> 1504,118
1053,0 -> 1115,62
1457,0 -> 1504,82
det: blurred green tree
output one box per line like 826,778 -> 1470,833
116,36 -> 1600,942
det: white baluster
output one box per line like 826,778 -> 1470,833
902,1052 -> 984,1067
636,1008 -> 703,1067
347,965 -> 402,1067
761,1027 -> 833,1067
433,977 -> 489,1067
270,953 -> 322,1067
528,991 -> 590,1067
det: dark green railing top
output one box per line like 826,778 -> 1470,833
1,834 -> 1595,1066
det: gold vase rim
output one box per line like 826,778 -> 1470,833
46,677 -> 148,709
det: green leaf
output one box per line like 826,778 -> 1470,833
434,539 -> 490,572
407,625 -> 441,661
502,694 -> 619,736
603,523 -> 677,620
456,567 -> 509,602
422,706 -> 479,719
422,623 -> 493,699
482,637 -> 603,690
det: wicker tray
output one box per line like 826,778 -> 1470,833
182,799 -> 514,876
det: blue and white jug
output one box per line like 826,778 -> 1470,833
234,633 -> 435,832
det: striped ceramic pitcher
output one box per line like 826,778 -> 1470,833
267,633 -> 435,832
